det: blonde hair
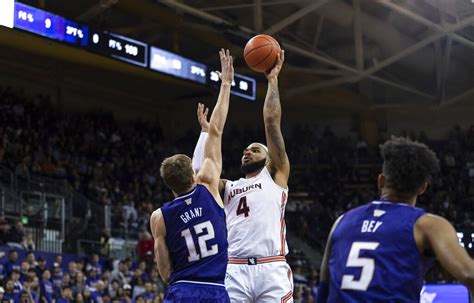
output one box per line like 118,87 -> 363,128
160,154 -> 194,194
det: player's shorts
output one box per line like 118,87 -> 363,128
164,281 -> 230,303
225,256 -> 293,303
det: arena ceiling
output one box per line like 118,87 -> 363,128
20,0 -> 474,108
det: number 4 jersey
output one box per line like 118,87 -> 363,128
328,201 -> 434,303
161,184 -> 228,285
224,167 -> 289,258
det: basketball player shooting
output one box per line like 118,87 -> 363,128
149,49 -> 234,303
317,137 -> 474,302
193,50 -> 294,302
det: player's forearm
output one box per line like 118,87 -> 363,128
208,82 -> 231,136
263,79 -> 281,126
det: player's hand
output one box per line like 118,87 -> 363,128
217,49 -> 234,85
197,103 -> 210,132
265,49 -> 285,81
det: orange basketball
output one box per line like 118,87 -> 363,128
244,34 -> 281,73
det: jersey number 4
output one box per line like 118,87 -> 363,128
237,196 -> 250,217
341,241 -> 380,291
181,220 -> 218,262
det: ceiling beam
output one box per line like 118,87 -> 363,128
287,32 -> 444,97
353,0 -> 364,71
264,0 -> 331,35
440,87 -> 474,107
254,0 -> 263,32
201,0 -> 308,12
439,36 -> 452,103
376,0 -> 474,51
158,0 -> 435,100
77,0 -> 119,22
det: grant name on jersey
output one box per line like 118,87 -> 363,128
180,207 -> 203,223
227,183 -> 262,201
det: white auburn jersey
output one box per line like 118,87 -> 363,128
224,166 -> 289,258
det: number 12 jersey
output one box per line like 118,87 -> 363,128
161,184 -> 228,285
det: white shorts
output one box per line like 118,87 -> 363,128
225,256 -> 293,303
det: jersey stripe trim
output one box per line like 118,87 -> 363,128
281,291 -> 293,303
173,187 -> 197,200
228,256 -> 286,264
173,280 -> 225,287
280,191 -> 288,255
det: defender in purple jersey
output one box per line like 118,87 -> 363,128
149,49 -> 233,303
318,137 -> 474,303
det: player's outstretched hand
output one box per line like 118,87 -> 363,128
265,49 -> 285,81
197,102 -> 209,132
217,49 -> 234,85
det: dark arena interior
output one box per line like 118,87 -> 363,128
1,0 -> 474,302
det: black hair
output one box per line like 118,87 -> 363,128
380,136 -> 439,196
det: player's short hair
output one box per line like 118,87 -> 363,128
160,154 -> 194,194
380,136 -> 439,196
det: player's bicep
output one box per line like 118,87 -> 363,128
150,210 -> 172,283
197,158 -> 220,187
418,214 -> 474,285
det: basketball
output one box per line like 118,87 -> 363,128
244,34 -> 281,73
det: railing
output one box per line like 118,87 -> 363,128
0,165 -> 112,254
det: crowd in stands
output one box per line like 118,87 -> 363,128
1,85 -> 474,301
0,249 -> 165,303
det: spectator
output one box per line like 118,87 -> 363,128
21,233 -> 35,251
67,262 -> 78,280
11,270 -> 23,295
57,286 -> 73,303
34,258 -> 47,279
139,283 -> 153,303
2,280 -> 17,303
72,272 -> 86,296
51,264 -> 63,290
81,288 -> 94,303
86,255 -> 102,276
7,221 -> 25,244
108,280 -> 119,299
39,270 -> 54,303
19,262 -> 29,283
53,256 -> 63,270
25,252 -> 36,269
136,233 -> 153,264
0,218 -> 9,246
4,250 -> 19,277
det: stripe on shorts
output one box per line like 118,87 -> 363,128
228,256 -> 286,265
281,291 -> 293,303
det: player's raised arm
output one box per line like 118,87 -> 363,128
149,209 -> 172,283
263,50 -> 289,188
192,103 -> 209,174
196,49 -> 233,201
416,214 -> 474,291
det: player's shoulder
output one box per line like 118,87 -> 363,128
150,208 -> 163,222
414,213 -> 450,229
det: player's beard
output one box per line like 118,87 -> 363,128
241,158 -> 266,175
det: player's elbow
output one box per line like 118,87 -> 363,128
263,115 -> 280,125
208,125 -> 223,137
458,268 -> 474,289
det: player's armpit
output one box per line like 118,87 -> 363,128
415,214 -> 474,291
150,209 -> 172,283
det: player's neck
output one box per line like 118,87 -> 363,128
245,168 -> 263,179
173,185 -> 196,198
380,191 -> 417,206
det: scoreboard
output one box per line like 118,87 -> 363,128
0,0 -> 257,101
